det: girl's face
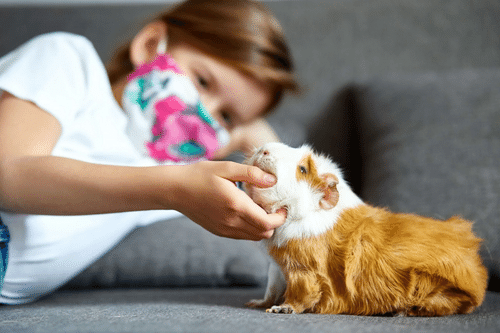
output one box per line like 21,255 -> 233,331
168,43 -> 272,131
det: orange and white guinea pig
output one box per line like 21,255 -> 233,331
244,142 -> 488,316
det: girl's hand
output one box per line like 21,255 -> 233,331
239,118 -> 280,156
168,160 -> 286,240
213,119 -> 280,159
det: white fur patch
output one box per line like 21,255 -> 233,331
245,143 -> 363,248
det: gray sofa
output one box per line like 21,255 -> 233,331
1,1 -> 499,332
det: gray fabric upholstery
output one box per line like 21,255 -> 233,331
2,289 -> 500,333
64,216 -> 269,289
266,0 -> 500,148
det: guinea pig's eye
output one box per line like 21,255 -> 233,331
299,165 -> 307,174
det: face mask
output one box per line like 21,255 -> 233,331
122,54 -> 230,163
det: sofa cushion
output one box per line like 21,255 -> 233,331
63,216 -> 269,289
348,68 -> 500,291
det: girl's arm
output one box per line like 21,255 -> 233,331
0,93 -> 285,240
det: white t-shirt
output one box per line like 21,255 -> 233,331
0,32 -> 181,253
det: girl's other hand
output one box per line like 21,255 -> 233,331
168,160 -> 286,241
213,118 -> 280,160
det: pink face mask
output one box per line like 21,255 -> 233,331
122,54 -> 230,163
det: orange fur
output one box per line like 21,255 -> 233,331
268,205 -> 488,316
296,154 -> 339,209
296,154 -> 322,188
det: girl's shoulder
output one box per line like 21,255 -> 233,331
0,32 -> 109,129
24,32 -> 93,48
0,32 -> 103,79
17,32 -> 97,60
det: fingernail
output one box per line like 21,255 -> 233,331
265,174 -> 277,183
277,208 -> 288,217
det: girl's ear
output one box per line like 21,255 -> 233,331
130,21 -> 168,67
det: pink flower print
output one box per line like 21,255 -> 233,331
151,96 -> 186,136
147,111 -> 220,163
128,54 -> 183,82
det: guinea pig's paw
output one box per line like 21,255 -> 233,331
392,310 -> 408,317
266,304 -> 296,314
246,298 -> 274,309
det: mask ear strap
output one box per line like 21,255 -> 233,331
156,36 -> 168,55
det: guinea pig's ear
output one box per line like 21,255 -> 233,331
319,174 -> 339,210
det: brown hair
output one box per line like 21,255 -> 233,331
106,0 -> 298,113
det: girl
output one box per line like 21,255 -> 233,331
0,0 -> 297,304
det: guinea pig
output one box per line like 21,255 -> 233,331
244,142 -> 488,316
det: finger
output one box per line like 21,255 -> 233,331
238,221 -> 276,241
227,217 -> 275,242
217,222 -> 262,241
247,165 -> 277,188
241,203 -> 287,237
254,214 -> 286,240
231,212 -> 285,241
276,207 -> 288,217
263,210 -> 287,230
220,162 -> 276,188
219,182 -> 284,240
